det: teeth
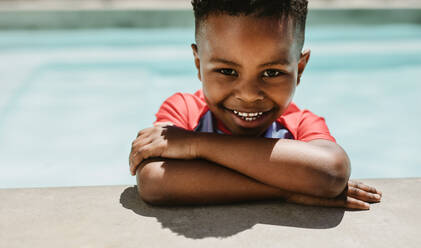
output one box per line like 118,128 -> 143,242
231,109 -> 265,121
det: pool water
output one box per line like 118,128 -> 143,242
0,25 -> 420,188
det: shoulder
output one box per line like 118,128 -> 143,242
278,102 -> 320,124
154,90 -> 209,130
277,102 -> 336,143
164,90 -> 206,108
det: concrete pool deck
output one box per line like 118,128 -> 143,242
1,178 -> 420,247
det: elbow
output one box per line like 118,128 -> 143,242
136,160 -> 169,206
321,150 -> 351,198
323,173 -> 348,198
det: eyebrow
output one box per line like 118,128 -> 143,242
209,57 -> 291,68
209,58 -> 241,67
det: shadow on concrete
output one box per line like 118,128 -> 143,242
120,186 -> 345,239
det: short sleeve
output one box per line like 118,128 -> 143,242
297,110 -> 336,143
154,93 -> 190,129
154,91 -> 208,130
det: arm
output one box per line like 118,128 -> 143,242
136,158 -> 380,209
130,125 -> 350,198
193,132 -> 350,198
136,158 -> 291,205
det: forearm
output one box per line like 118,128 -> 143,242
194,133 -> 350,197
137,158 -> 292,205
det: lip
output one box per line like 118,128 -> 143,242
224,107 -> 273,129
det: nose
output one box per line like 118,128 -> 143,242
234,79 -> 264,103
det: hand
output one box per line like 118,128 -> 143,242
129,123 -> 198,175
285,180 -> 382,210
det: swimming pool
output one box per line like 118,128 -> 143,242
0,24 -> 420,188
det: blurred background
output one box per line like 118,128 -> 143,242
0,0 -> 420,188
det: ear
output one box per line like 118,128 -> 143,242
191,43 -> 201,81
297,49 -> 311,86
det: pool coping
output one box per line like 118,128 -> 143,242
1,177 -> 420,247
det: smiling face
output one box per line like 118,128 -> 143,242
192,14 -> 310,136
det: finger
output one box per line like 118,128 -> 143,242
345,196 -> 370,210
351,181 -> 383,198
129,138 -> 151,169
129,140 -> 138,168
136,129 -> 146,138
130,147 -> 149,175
137,127 -> 154,138
129,151 -> 140,173
349,180 -> 382,196
348,186 -> 381,203
130,144 -> 159,176
132,137 -> 152,150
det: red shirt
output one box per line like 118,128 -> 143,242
155,90 -> 336,143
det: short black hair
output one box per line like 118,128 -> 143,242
192,0 -> 308,54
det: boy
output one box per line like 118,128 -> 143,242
129,0 -> 382,210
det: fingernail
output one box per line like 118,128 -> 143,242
365,203 -> 370,210
375,194 -> 380,200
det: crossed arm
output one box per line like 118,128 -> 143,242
129,124 -> 382,209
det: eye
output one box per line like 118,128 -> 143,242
262,69 -> 282,78
218,68 -> 238,77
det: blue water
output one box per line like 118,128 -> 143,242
0,25 -> 420,188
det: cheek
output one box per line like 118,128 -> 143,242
265,79 -> 293,92
202,83 -> 221,109
284,85 -> 296,103
265,81 -> 296,105
203,87 -> 228,108
202,74 -> 232,103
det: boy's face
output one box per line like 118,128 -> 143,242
192,14 -> 310,136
